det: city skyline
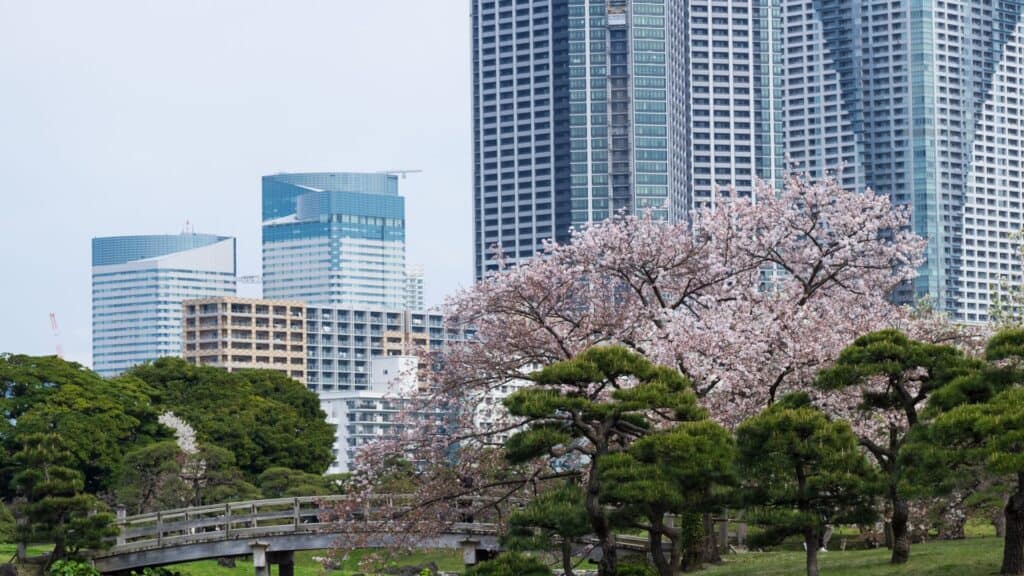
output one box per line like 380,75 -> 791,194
0,1 -> 474,366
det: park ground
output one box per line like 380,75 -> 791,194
0,537 -> 1007,575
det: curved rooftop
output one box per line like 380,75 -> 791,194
92,234 -> 232,267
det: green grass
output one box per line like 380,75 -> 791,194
0,538 -> 1006,576
701,537 -> 1003,576
166,548 -> 465,576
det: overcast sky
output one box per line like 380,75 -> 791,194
0,1 -> 473,366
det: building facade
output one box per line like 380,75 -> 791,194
319,356 -> 420,474
405,265 -> 425,311
305,305 -> 474,393
471,0 -> 785,278
92,234 -> 236,377
262,172 -> 407,309
668,0 -> 786,211
182,297 -> 307,383
785,0 -> 1024,320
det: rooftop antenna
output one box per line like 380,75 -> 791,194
377,169 -> 423,179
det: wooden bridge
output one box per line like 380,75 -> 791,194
90,496 -> 745,575
90,496 -> 503,575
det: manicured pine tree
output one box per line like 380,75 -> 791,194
736,394 -> 879,576
503,346 -> 705,576
598,420 -> 736,576
10,432 -> 117,565
904,329 -> 1024,575
503,482 -> 590,576
815,329 -> 978,563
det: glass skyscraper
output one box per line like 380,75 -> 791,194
471,0 -> 784,278
92,233 -> 237,377
784,0 -> 1024,320
262,172 -> 408,309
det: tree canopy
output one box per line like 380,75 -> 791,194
737,394 -> 879,576
127,358 -> 334,477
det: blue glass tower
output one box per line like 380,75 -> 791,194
784,0 -> 1024,320
261,173 -> 407,309
92,233 -> 237,376
471,0 -> 785,279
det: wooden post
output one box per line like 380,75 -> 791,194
116,507 -> 127,546
461,539 -> 481,566
718,516 -> 728,553
269,551 -> 295,576
225,504 -> 232,538
251,541 -> 270,576
293,498 -> 301,529
156,512 -> 163,546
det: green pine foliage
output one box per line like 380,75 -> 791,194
10,433 -> 118,563
504,482 -> 590,576
737,393 -> 879,576
464,552 -> 553,576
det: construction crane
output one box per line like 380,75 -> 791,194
377,169 -> 423,179
49,312 -> 64,359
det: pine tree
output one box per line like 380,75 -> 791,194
503,346 -> 705,576
598,420 -> 735,576
737,394 -> 879,576
815,329 -> 977,563
10,433 -> 117,564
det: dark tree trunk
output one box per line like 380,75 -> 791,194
585,465 -> 616,576
890,491 -> 910,564
804,527 -> 820,576
1001,475 -> 1024,575
561,539 -> 574,576
701,512 -> 721,564
649,526 -> 672,576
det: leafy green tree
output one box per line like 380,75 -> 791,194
257,467 -> 333,498
464,552 -> 552,576
0,355 -> 166,498
10,433 -> 117,565
11,374 -> 165,495
503,346 -> 704,576
113,441 -> 190,514
503,482 -> 590,576
599,420 -> 736,576
180,444 -> 260,506
127,358 -> 334,478
736,394 -> 879,576
912,388 -> 1024,574
815,329 -> 976,564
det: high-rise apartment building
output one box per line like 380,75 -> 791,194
784,1 -> 1024,321
182,297 -> 307,383
471,0 -> 785,278
405,265 -> 425,310
305,305 -> 474,393
92,233 -> 236,377
669,0 -> 785,211
262,172 -> 407,309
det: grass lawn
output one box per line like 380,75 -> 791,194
701,537 -> 1003,576
0,537 -> 1006,575
165,548 -> 465,576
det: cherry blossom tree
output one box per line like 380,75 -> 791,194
335,174 -> 935,566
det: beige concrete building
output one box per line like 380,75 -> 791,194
182,297 -> 306,383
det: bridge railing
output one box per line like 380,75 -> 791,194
114,496 -> 349,552
110,494 -> 501,555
